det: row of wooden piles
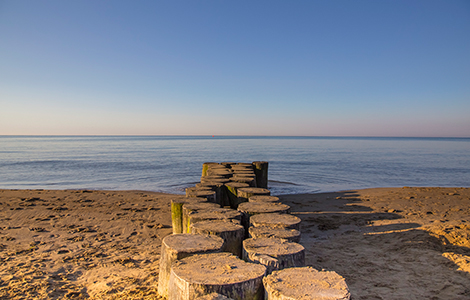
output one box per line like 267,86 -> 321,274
159,162 -> 350,300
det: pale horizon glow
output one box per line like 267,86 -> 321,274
1,1 -> 469,137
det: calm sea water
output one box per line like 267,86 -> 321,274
0,136 -> 469,195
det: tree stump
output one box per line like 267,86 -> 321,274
190,220 -> 245,257
248,226 -> 301,243
158,234 -> 224,298
187,190 -> 217,203
248,195 -> 281,203
224,182 -> 249,209
263,267 -> 351,300
252,161 -> 268,189
182,202 -> 221,233
237,202 -> 291,234
237,187 -> 270,206
242,237 -> 305,274
168,252 -> 266,300
195,293 -> 234,300
187,208 -> 243,230
250,213 -> 301,231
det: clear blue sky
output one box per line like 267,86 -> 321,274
1,0 -> 469,136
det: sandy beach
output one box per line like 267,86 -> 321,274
0,187 -> 469,299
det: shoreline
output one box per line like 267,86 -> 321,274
1,187 -> 469,299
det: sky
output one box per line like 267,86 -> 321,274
0,1 -> 469,137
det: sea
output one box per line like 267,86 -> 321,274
0,136 -> 469,195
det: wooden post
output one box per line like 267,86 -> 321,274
202,162 -> 220,177
171,199 -> 185,234
248,195 -> 280,203
252,161 -> 268,189
195,293 -> 234,300
186,208 -> 242,231
190,220 -> 245,258
182,202 -> 220,233
186,186 -> 212,196
230,175 -> 256,187
248,226 -> 301,243
157,234 -> 224,298
224,182 -> 249,209
242,237 -> 305,274
249,213 -> 301,231
237,202 -> 291,235
186,190 -> 217,203
168,252 -> 266,300
236,187 -> 270,206
196,181 -> 226,206
263,267 -> 351,300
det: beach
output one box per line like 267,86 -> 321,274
0,187 -> 469,299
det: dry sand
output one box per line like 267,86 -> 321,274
0,187 -> 469,299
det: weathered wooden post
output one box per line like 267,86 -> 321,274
186,190 -> 217,203
248,226 -> 301,243
186,208 -> 243,230
230,175 -> 256,187
237,202 -> 291,235
224,182 -> 249,209
250,213 -> 301,231
242,237 -> 305,274
237,187 -> 270,206
182,202 -> 221,233
168,252 -> 266,300
190,220 -> 245,257
252,161 -> 268,189
195,293 -> 234,300
157,234 -> 224,298
202,162 -> 220,177
263,267 -> 351,300
171,199 -> 185,234
196,181 -> 226,206
248,195 -> 281,203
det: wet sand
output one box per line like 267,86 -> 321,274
0,187 -> 469,299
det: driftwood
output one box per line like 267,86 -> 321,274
157,234 -> 224,298
169,252 -> 266,300
224,182 -> 249,209
248,226 -> 301,243
250,213 -> 301,231
263,267 -> 351,300
190,220 -> 245,257
242,237 -> 305,274
182,202 -> 220,233
252,161 -> 268,189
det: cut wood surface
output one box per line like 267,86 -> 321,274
158,234 -> 224,298
230,176 -> 256,187
202,162 -> 220,177
248,195 -> 280,203
238,202 -> 291,233
190,220 -> 245,257
237,188 -> 271,205
250,213 -> 301,230
186,190 -> 217,203
182,202 -> 221,233
248,226 -> 301,243
169,252 -> 266,300
243,237 -> 305,274
263,267 -> 351,300
187,208 -> 243,230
